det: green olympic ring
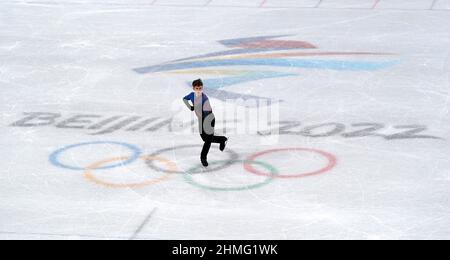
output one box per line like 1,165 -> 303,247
183,160 -> 278,192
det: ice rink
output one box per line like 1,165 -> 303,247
1,0 -> 450,240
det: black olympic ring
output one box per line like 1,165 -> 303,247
145,144 -> 239,174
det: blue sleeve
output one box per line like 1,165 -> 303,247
183,92 -> 194,102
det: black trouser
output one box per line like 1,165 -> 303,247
200,118 -> 227,160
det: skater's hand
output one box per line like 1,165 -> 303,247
190,106 -> 195,111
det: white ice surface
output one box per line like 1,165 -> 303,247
0,0 -> 449,240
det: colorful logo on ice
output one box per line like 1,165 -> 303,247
134,35 -> 397,101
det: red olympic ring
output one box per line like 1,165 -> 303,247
244,148 -> 337,179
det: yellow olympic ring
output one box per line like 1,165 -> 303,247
83,156 -> 177,189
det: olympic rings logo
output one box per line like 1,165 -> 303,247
49,141 -> 338,192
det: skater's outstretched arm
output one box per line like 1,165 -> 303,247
183,93 -> 195,111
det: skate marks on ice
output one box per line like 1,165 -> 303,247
129,207 -> 157,240
10,112 -> 445,140
3,0 -> 449,11
48,141 -> 338,192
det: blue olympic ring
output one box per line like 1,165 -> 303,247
49,141 -> 142,171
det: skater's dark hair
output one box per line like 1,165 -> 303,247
192,79 -> 203,87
